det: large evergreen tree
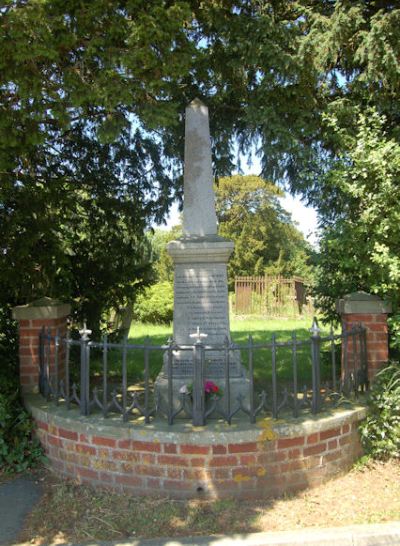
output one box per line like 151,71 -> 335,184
313,109 -> 400,326
216,175 -> 313,287
0,0 -> 302,328
246,1 -> 400,197
1,0 -> 399,329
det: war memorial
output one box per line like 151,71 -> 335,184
11,101 -> 392,498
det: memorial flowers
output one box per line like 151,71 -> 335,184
179,384 -> 190,395
204,380 -> 222,398
179,380 -> 223,400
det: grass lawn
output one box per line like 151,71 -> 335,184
84,316 -> 339,392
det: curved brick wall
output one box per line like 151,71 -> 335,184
26,395 -> 366,499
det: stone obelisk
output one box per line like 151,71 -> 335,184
182,98 -> 218,237
155,99 -> 248,410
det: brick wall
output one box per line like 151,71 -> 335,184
28,397 -> 365,500
342,313 -> 389,379
18,317 -> 68,393
337,292 -> 392,381
12,299 -> 70,393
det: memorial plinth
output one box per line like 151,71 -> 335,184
169,237 -> 233,348
155,99 -> 249,415
167,235 -> 243,379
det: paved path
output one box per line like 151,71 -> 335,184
0,475 -> 42,545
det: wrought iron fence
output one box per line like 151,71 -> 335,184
39,320 -> 368,426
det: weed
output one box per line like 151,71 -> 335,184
359,363 -> 400,459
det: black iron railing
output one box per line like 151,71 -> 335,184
38,320 -> 368,426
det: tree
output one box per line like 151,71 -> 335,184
0,121 -> 165,333
215,175 -> 314,287
146,176 -> 313,289
0,0 -> 272,329
221,1 -> 400,328
3,2 -> 399,325
0,0 -> 196,329
0,0 -> 301,330
248,1 -> 400,197
147,225 -> 182,284
313,109 -> 400,327
2,0 -> 357,198
2,0 -> 399,330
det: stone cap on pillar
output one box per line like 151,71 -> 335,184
336,291 -> 392,315
167,235 -> 234,264
12,297 -> 71,321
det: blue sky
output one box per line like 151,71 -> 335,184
161,148 -> 320,247
161,190 -> 319,247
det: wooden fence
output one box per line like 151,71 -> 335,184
234,275 -> 314,317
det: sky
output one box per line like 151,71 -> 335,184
278,193 -> 319,247
160,147 -> 320,247
161,191 -> 319,247
236,151 -> 320,246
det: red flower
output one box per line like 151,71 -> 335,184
204,380 -> 215,393
204,380 -> 223,398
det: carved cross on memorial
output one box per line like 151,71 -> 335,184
189,327 -> 208,344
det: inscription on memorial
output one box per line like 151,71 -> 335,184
171,353 -> 240,378
173,266 -> 229,345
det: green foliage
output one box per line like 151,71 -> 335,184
388,314 -> 400,354
2,0 -> 399,331
215,175 -> 315,288
360,364 -> 400,460
313,109 -> 400,322
148,226 -> 182,283
0,304 -> 19,391
352,454 -> 372,471
0,118 -> 160,335
134,282 -> 173,324
0,390 -> 44,473
0,0 -> 193,333
255,1 -> 400,195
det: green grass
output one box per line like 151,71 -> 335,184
85,316 -> 339,390
230,316 -> 339,386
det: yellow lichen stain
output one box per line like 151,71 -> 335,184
233,473 -> 251,483
92,459 -> 117,472
257,418 -> 278,442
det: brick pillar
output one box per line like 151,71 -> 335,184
12,297 -> 71,394
336,291 -> 392,381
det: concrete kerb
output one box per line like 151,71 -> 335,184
14,521 -> 400,546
